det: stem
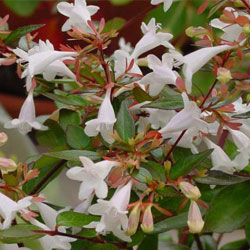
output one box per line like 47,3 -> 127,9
199,79 -> 217,109
29,160 -> 66,195
241,0 -> 250,14
33,230 -> 129,249
164,130 -> 187,161
194,234 -> 204,250
218,130 -> 229,148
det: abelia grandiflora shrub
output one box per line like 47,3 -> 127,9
1,0 -> 250,249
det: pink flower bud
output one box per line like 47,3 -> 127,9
0,132 -> 8,146
0,157 -> 17,174
127,202 -> 141,236
179,182 -> 201,201
187,201 -> 204,234
141,204 -> 154,233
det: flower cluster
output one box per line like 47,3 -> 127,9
1,0 -> 250,249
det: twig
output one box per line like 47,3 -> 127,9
194,234 -> 204,250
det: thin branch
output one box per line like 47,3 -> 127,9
194,234 -> 204,250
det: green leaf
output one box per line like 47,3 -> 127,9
195,170 -> 250,185
170,149 -> 213,180
232,111 -> 250,119
191,235 -> 217,250
109,0 -> 132,6
4,24 -> 44,46
116,100 -> 135,142
141,161 -> 166,182
133,87 -> 153,103
152,213 -> 188,234
163,243 -> 189,250
156,186 -> 181,198
66,125 -> 90,149
204,182 -> 250,233
137,234 -> 158,250
59,109 -> 81,131
44,150 -> 101,161
103,17 -> 126,32
36,119 -> 66,147
3,0 -> 40,17
142,99 -> 184,110
86,243 -> 118,250
245,220 -> 250,245
132,168 -> 152,183
0,224 -> 44,243
42,92 -> 87,106
220,239 -> 249,250
56,211 -> 99,227
22,154 -> 63,194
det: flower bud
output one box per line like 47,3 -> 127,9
187,201 -> 204,234
127,202 -> 141,236
0,133 -> 8,146
179,182 -> 201,201
217,67 -> 232,84
141,204 -> 154,233
186,26 -> 209,38
0,157 -> 17,174
243,24 -> 250,35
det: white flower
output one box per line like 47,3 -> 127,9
159,93 -> 208,135
151,0 -> 173,12
130,101 -> 176,132
131,18 -> 173,59
171,45 -> 234,93
13,40 -> 77,91
204,137 -> 238,174
57,0 -> 99,32
85,181 -> 133,242
30,202 -> 75,250
4,89 -> 47,134
0,244 -> 30,250
118,38 -> 133,54
66,156 -> 120,200
74,194 -> 94,214
210,7 -> 250,43
0,193 -> 32,230
84,88 -> 116,144
140,53 -> 178,96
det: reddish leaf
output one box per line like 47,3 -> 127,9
197,0 -> 209,15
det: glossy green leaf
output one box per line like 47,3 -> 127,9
56,211 -> 99,227
232,111 -> 250,119
152,213 -> 188,234
59,109 -> 81,131
66,125 -> 90,149
142,99 -> 184,110
0,224 -> 44,244
141,161 -> 166,182
36,119 -> 66,147
116,100 -> 135,142
133,86 -> 153,103
220,239 -> 249,250
103,17 -> 126,32
245,220 -> 250,245
109,0 -> 132,5
4,24 -> 44,45
132,168 -> 152,183
45,150 -> 101,161
170,149 -> 213,180
137,234 -> 158,250
195,170 -> 250,185
42,92 -> 87,106
164,243 -> 189,250
86,243 -> 118,250
204,182 -> 250,233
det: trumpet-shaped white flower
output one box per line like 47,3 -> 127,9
57,0 -> 99,32
171,45 -> 234,93
85,181 -> 133,242
4,89 -> 47,134
30,202 -> 75,250
140,53 -> 178,96
210,8 -> 250,43
118,38 -> 133,54
84,88 -> 116,144
14,40 -> 77,91
0,193 -> 32,230
67,156 -> 120,200
131,18 -> 173,59
204,137 -> 239,174
130,101 -> 176,132
0,244 -> 30,250
159,93 -> 208,135
151,0 -> 174,12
